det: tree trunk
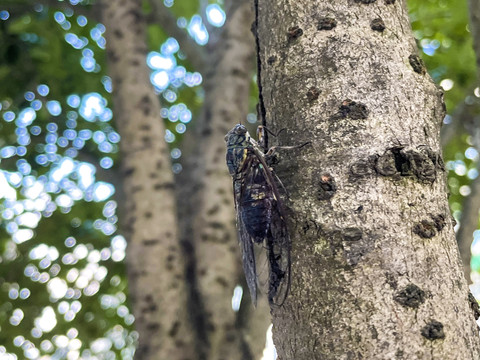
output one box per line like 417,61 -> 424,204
102,1 -> 193,359
456,0 -> 480,282
255,0 -> 480,358
178,1 -> 270,359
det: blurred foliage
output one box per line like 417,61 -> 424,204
0,0 -> 479,359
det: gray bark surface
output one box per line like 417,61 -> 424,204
179,1 -> 271,359
255,0 -> 480,358
102,1 -> 193,359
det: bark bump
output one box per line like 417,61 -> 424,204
307,86 -> 321,102
469,292 -> 480,320
393,284 -> 426,308
287,26 -> 303,41
333,99 -> 369,120
421,320 -> 445,340
409,54 -> 426,74
371,18 -> 386,32
318,17 -> 337,30
413,219 -> 437,239
317,173 -> 337,200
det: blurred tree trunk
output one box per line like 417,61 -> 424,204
255,0 -> 480,358
178,1 -> 271,359
102,1 -> 194,359
455,0 -> 480,282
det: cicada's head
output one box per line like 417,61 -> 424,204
224,124 -> 250,147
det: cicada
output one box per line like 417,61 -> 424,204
225,124 -> 291,306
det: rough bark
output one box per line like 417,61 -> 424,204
255,0 -> 480,359
178,1 -> 270,359
102,1 -> 193,359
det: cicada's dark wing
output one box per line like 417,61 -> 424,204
249,147 -> 291,306
236,208 -> 258,306
233,153 -> 274,306
266,203 -> 291,306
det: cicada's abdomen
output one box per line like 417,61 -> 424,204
239,158 -> 273,243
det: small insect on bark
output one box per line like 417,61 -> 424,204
225,124 -> 292,307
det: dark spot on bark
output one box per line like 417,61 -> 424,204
146,322 -> 160,331
287,26 -> 303,41
167,254 -> 175,263
371,18 -> 386,32
142,239 -> 159,246
355,205 -> 364,212
413,220 -> 436,238
141,136 -> 151,144
385,272 -> 398,289
394,284 -> 425,308
336,99 -> 369,120
216,277 -> 229,288
132,185 -> 143,193
395,349 -> 404,358
140,124 -> 151,131
343,228 -> 362,241
369,325 -> 378,339
318,17 -> 337,30
207,205 -> 220,216
165,231 -> 173,238
375,147 -> 438,183
154,182 -> 175,191
107,49 -> 119,63
202,127 -> 212,137
421,320 -> 445,340
385,0 -> 395,3
354,0 -> 377,3
409,54 -> 426,74
208,222 -> 225,229
145,211 -> 152,218
267,55 -> 277,65
113,29 -> 124,39
123,167 -> 135,177
149,172 -> 157,179
168,321 -> 180,337
403,148 -> 436,182
302,219 -> 321,237
431,214 -> 446,231
127,8 -> 142,23
317,173 -> 337,200
232,68 -> 246,77
469,292 -> 480,320
307,87 -> 321,102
